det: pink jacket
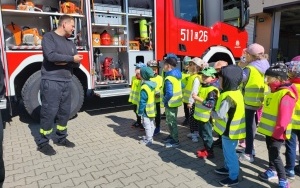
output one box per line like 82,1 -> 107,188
272,83 -> 298,140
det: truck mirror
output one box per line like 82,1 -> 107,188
239,0 -> 250,29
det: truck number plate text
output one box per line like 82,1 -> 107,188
180,29 -> 208,42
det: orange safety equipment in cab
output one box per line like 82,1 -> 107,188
60,2 -> 82,14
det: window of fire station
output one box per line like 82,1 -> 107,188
223,0 -> 240,27
177,0 -> 201,24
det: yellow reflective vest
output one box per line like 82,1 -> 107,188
137,83 -> 156,118
162,76 -> 183,107
182,72 -> 190,87
182,74 -> 199,103
291,84 -> 300,130
243,66 -> 265,107
128,76 -> 141,105
194,86 -> 219,122
258,88 -> 296,139
150,75 -> 163,103
214,90 -> 246,139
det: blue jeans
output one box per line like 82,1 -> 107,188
222,136 -> 239,180
285,130 -> 300,171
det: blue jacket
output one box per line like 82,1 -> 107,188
138,80 -> 157,117
163,68 -> 182,107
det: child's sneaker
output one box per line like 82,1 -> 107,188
131,122 -> 140,128
197,149 -> 214,159
259,169 -> 278,181
165,140 -> 179,148
239,153 -> 254,163
285,169 -> 295,180
219,177 -> 239,186
139,139 -> 152,146
191,134 -> 199,142
214,167 -> 229,175
278,179 -> 290,188
154,127 -> 160,135
187,132 -> 199,138
162,135 -> 173,143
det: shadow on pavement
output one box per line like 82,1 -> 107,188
106,114 -> 267,187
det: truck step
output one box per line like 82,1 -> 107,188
93,88 -> 130,98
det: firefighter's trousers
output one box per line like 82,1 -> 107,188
37,79 -> 72,147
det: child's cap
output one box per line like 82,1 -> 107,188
140,67 -> 154,80
164,53 -> 178,67
286,56 -> 300,78
183,56 -> 192,66
265,62 -> 288,80
244,43 -> 264,56
201,67 -> 217,77
147,60 -> 158,67
134,62 -> 146,68
191,57 -> 208,68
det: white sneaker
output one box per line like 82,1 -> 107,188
239,153 -> 254,163
192,136 -> 199,142
187,132 -> 199,138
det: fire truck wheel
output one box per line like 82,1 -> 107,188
21,71 -> 84,121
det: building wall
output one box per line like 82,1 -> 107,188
255,13 -> 273,56
249,0 -> 299,14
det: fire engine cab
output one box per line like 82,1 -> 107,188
0,0 -> 249,120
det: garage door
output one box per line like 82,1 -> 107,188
245,17 -> 255,45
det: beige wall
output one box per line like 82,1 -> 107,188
255,13 -> 273,55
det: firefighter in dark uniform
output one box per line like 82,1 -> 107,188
37,15 -> 82,156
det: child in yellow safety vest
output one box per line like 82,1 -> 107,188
284,57 -> 300,178
161,53 -> 182,148
137,67 -> 157,145
128,62 -> 146,128
257,62 -> 298,188
239,43 -> 270,163
184,57 -> 208,143
192,67 -> 219,159
147,60 -> 163,135
211,65 -> 245,187
181,56 -> 191,126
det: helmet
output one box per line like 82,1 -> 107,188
147,60 -> 158,67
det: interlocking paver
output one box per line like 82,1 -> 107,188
100,179 -> 124,188
119,173 -> 142,186
51,179 -> 74,188
47,167 -> 67,179
14,169 -> 35,181
91,168 -> 112,179
3,98 -> 300,188
65,163 -> 85,173
38,176 -> 60,188
86,177 -> 109,187
72,173 -> 94,186
25,172 -> 47,184
59,171 -> 81,182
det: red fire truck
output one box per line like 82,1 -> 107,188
0,0 -> 249,120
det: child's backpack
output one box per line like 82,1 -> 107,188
21,27 -> 42,46
5,22 -> 22,46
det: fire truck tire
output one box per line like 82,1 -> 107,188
21,70 -> 84,121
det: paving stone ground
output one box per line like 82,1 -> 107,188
2,101 -> 300,188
